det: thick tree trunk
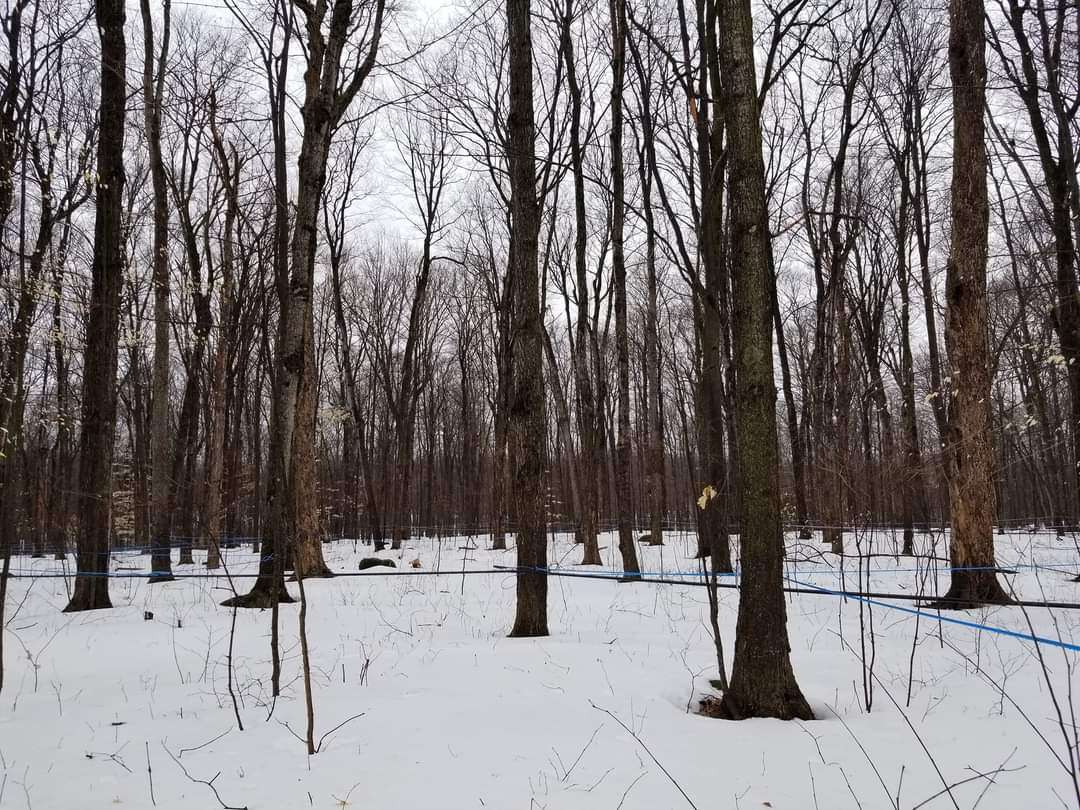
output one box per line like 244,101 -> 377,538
939,0 -> 1009,607
66,0 -> 127,612
507,0 -> 549,637
291,331 -> 332,578
713,0 -> 812,721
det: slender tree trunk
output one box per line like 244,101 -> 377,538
491,377 -> 509,550
47,255 -> 72,559
629,35 -> 667,548
205,340 -> 227,570
203,115 -> 237,572
610,0 -> 640,578
896,192 -> 924,555
561,0 -> 602,566
771,269 -> 810,540
142,0 -> 174,581
544,330 -> 584,535
640,136 -> 665,548
0,544 -> 9,693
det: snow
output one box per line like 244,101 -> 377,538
1,530 -> 1078,809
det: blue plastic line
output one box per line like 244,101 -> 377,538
784,574 -> 1080,653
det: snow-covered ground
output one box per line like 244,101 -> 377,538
1,529 -> 1078,809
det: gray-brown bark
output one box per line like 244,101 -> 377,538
939,0 -> 1010,607
65,0 -> 127,612
507,0 -> 549,637
141,0 -> 174,581
610,0 -> 640,577
233,0 -> 384,606
560,0 -> 602,567
713,0 -> 812,721
991,0 -> 1080,517
204,99 -> 239,572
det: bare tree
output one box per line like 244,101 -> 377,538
141,0 -> 174,581
65,0 -> 128,612
938,0 -> 1009,607
231,0 -> 386,608
507,0 -> 548,638
609,0 -> 642,577
712,0 -> 812,721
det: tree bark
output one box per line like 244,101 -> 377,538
561,0 -> 602,567
939,0 -> 1009,607
141,0 -> 174,581
713,0 -> 812,720
507,0 -> 549,637
66,0 -> 127,612
610,0 -> 640,577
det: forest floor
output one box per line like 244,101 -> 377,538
1,528 -> 1078,809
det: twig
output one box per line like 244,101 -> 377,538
145,741 -> 156,806
589,701 -> 698,809
178,728 -> 231,759
615,772 -> 646,810
562,725 -> 603,782
297,574 -> 315,755
0,548 -> 9,695
163,742 -> 247,810
910,763 -> 1024,809
938,636 -> 1069,772
316,712 -> 366,753
824,704 -> 898,809
220,554 -> 244,731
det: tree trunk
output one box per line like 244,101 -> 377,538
291,330 -> 332,577
142,0 -> 174,582
610,0 -> 640,578
713,0 -> 812,720
561,0 -> 602,566
491,377 -> 509,550
939,0 -> 1009,607
507,0 -> 549,637
65,0 -> 127,612
638,104 -> 665,548
897,217 -> 922,555
203,114 -> 237,572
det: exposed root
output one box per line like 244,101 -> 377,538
702,687 -> 814,721
925,573 -> 1014,610
221,586 -> 295,609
